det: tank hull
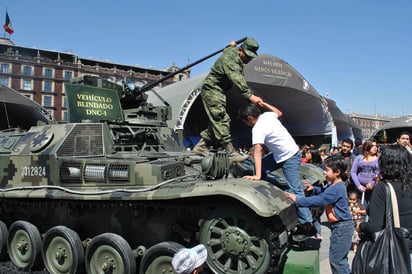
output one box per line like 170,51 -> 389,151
0,78 -> 324,274
0,179 -> 297,248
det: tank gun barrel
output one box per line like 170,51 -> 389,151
139,37 -> 247,93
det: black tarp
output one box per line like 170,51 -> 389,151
371,116 -> 412,144
148,54 -> 334,148
325,98 -> 363,142
0,85 -> 53,130
229,54 -> 333,139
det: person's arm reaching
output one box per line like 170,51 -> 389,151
259,101 -> 282,117
243,143 -> 263,180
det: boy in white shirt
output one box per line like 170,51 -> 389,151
239,101 -> 314,241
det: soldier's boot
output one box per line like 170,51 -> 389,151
226,142 -> 249,163
193,138 -> 210,157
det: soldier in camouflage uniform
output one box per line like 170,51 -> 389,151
193,38 -> 263,163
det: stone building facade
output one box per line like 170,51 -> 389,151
0,38 -> 189,121
349,113 -> 393,139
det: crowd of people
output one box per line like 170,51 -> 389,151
186,37 -> 412,274
296,132 -> 412,274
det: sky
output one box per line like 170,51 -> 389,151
1,0 -> 411,117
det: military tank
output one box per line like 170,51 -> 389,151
0,42 -> 325,274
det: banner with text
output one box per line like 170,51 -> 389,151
65,84 -> 124,122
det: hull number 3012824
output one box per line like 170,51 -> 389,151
20,166 -> 47,177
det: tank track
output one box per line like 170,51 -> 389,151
266,223 -> 289,274
0,196 -> 292,273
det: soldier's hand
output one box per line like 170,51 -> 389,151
230,40 -> 236,46
249,95 -> 263,105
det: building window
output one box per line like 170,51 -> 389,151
44,68 -> 53,78
62,96 -> 67,108
0,63 -> 10,74
42,95 -> 53,107
23,66 -> 32,76
64,71 -> 72,80
62,111 -> 68,121
22,79 -> 32,90
44,80 -> 53,92
0,77 -> 9,86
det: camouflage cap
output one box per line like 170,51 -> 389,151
241,38 -> 259,58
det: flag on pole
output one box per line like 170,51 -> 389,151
3,12 -> 14,35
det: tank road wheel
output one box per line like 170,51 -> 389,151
42,226 -> 84,274
200,210 -> 271,274
139,241 -> 185,274
6,220 -> 42,271
85,233 -> 136,274
0,221 -> 8,260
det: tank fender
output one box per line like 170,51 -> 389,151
166,178 -> 295,218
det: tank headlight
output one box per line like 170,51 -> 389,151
84,165 -> 106,182
68,167 -> 81,177
60,162 -> 82,183
108,164 -> 130,182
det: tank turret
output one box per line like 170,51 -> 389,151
0,40 -> 325,274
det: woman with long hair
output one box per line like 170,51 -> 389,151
305,149 -> 324,168
357,144 -> 412,270
350,139 -> 380,206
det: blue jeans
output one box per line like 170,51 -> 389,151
329,220 -> 354,274
314,219 -> 321,235
261,151 -> 313,224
